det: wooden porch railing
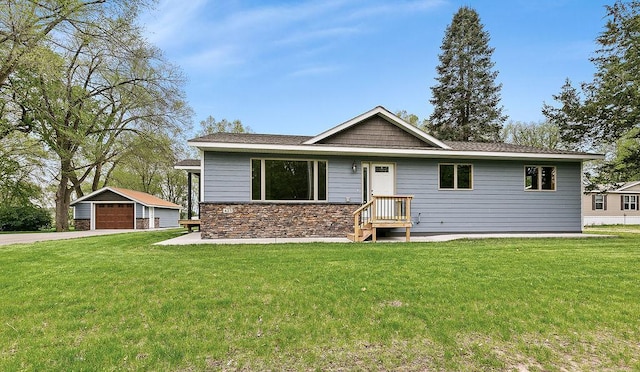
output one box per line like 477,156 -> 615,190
349,195 -> 413,242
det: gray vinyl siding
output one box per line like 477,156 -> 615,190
203,152 -> 251,202
155,208 -> 179,227
202,150 -> 583,233
136,204 -> 144,218
396,158 -> 582,233
327,157 -> 361,203
203,152 -> 361,203
74,203 -> 91,219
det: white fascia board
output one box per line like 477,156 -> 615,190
143,204 -> 182,209
303,106 -> 451,149
174,165 -> 201,172
69,187 -> 114,205
188,141 -> 604,161
199,149 -> 205,203
615,180 -> 640,191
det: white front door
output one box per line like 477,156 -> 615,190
370,163 -> 395,196
362,163 -> 396,220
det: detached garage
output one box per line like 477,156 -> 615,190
71,187 -> 181,230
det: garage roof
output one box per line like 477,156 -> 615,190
70,187 -> 182,209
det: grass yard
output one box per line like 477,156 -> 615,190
1,230 -> 639,371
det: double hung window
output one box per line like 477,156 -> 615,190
622,195 -> 638,211
593,194 -> 605,210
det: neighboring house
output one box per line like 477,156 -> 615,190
583,181 -> 640,225
71,187 -> 181,230
181,106 -> 601,240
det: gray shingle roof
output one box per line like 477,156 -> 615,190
190,132 -> 311,145
189,132 -> 591,155
442,141 -> 590,155
175,159 -> 200,167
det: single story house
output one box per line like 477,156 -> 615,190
71,187 -> 181,230
180,106 -> 602,240
583,181 -> 640,225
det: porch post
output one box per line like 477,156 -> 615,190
187,172 -> 193,220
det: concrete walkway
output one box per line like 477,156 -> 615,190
1,230 -> 609,247
154,232 -> 605,245
0,229 -> 157,246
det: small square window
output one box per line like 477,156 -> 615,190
525,166 -> 556,191
439,164 -> 472,190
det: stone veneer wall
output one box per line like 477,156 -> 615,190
200,202 -> 358,239
74,219 -> 90,231
136,218 -> 149,230
154,217 -> 160,228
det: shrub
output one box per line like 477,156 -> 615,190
0,205 -> 52,231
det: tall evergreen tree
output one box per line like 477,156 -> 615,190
428,6 -> 506,142
543,1 -> 640,183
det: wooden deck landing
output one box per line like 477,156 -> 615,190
179,219 -> 200,232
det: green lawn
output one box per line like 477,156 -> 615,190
1,230 -> 639,371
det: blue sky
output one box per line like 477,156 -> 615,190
141,0 -> 610,136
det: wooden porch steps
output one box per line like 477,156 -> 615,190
346,221 -> 413,242
347,227 -> 373,242
347,195 -> 413,242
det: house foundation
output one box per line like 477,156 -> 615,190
74,219 -> 90,231
136,217 -> 160,230
199,202 -> 357,239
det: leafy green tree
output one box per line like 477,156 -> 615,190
109,131 -> 188,205
0,131 -> 47,206
395,110 -> 429,129
0,0 -> 143,137
428,6 -> 506,142
543,1 -> 640,183
197,116 -> 252,136
501,121 -> 562,150
13,17 -> 190,231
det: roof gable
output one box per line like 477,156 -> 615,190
70,187 -> 181,209
615,181 -> 640,192
304,106 -> 450,149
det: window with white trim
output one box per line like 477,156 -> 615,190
622,195 -> 638,211
525,166 -> 556,191
439,164 -> 472,190
251,159 -> 327,201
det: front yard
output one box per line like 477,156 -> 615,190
0,229 -> 638,370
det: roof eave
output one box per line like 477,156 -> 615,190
188,141 -> 603,161
144,204 -> 182,209
174,165 -> 201,172
70,186 -> 182,208
615,180 -> 640,191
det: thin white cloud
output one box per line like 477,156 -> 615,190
141,0 -> 447,76
141,0 -> 208,47
179,45 -> 245,70
341,0 -> 447,21
274,27 -> 362,47
287,65 -> 342,78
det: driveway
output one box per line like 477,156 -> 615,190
0,229 -> 143,246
